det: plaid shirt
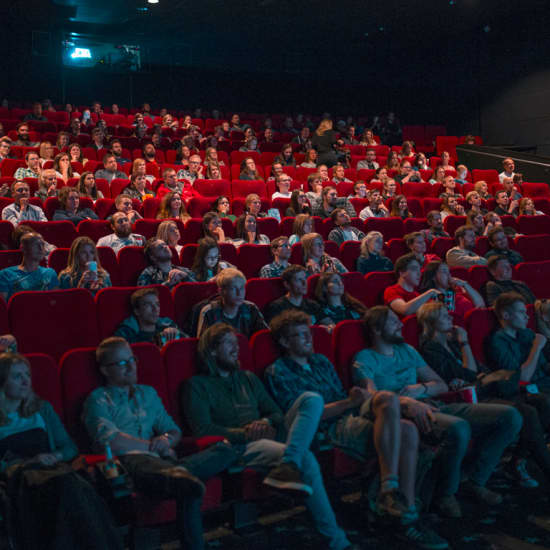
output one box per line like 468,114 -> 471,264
13,167 -> 40,180
197,299 -> 267,338
137,264 -> 195,288
259,261 -> 289,278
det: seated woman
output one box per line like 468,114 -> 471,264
289,213 -> 314,245
205,162 -> 222,180
274,143 -> 296,167
239,157 -> 263,180
132,158 -> 155,185
38,141 -> 54,167
440,195 -> 465,221
359,128 -> 378,147
212,195 -> 236,222
385,151 -> 400,170
123,173 -> 155,203
232,213 -> 270,247
53,152 -> 79,184
300,148 -> 318,168
305,172 -> 323,204
301,232 -> 347,275
239,134 -> 261,153
466,210 -> 488,237
191,237 -> 235,282
372,166 -> 389,184
331,164 -> 352,184
174,144 -> 191,167
156,220 -> 183,254
356,231 -> 393,274
59,236 -> 111,293
438,151 -> 456,173
313,272 -> 366,325
475,180 -> 492,200
419,260 -> 484,321
78,171 -> 104,201
381,178 -> 397,201
53,186 -> 98,225
390,194 -> 412,219
156,191 -> 190,223
68,142 -> 88,166
429,166 -> 446,185
399,140 -> 415,159
413,152 -> 429,171
285,189 -> 311,217
204,146 -> 225,167
245,193 -> 275,218
202,211 -> 226,243
0,352 -> 123,550
519,197 -> 543,216
404,231 -> 440,268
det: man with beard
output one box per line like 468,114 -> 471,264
446,226 -> 488,268
109,139 -> 131,164
312,186 -> 356,219
14,151 -> 41,180
97,211 -> 145,253
84,336 -> 236,550
184,322 -> 358,550
327,208 -> 365,246
359,189 -> 389,220
142,142 -> 158,164
137,238 -> 193,288
265,310 -> 448,549
95,153 -> 128,184
352,306 -> 522,519
13,122 -> 37,146
420,211 -> 450,244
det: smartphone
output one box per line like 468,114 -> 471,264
87,261 -> 97,272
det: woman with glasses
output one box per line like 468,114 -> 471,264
285,189 -> 311,217
201,212 -> 226,243
191,237 -> 235,282
212,196 -> 236,222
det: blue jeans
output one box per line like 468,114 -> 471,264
432,402 -> 523,496
242,391 -> 350,550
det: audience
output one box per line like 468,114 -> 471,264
484,227 -> 523,265
302,233 -> 347,275
446,225 -> 488,268
53,186 -> 98,225
485,256 -> 535,306
2,181 -> 47,225
328,208 -> 365,245
259,236 -> 293,278
96,211 -> 146,253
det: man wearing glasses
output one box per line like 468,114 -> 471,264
259,236 -> 294,278
84,336 -> 237,550
176,154 -> 204,184
156,167 -> 185,200
1,180 -> 47,225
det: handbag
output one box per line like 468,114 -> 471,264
476,369 -> 520,399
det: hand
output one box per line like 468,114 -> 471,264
450,277 -> 466,289
400,397 -> 438,433
213,226 -> 225,241
47,184 -> 56,195
244,421 -> 276,442
167,269 -> 187,284
19,197 -> 28,211
306,258 -> 319,271
379,203 -> 389,212
161,327 -> 180,342
429,289 -> 443,300
399,384 -> 426,399
349,386 -> 369,407
510,199 -> 519,211
149,434 -> 172,454
78,270 -> 97,288
0,334 -> 16,352
0,184 -> 9,197
535,333 -> 547,350
453,325 -> 469,344
33,453 -> 59,466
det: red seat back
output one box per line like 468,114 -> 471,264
363,271 -> 396,307
517,215 -> 550,236
236,244 -> 273,278
117,246 -> 147,286
27,353 -> 63,419
515,261 -> 550,299
245,277 -> 286,312
23,221 -> 77,248
464,308 -> 498,364
172,281 -> 218,328
364,217 -> 404,241
332,320 -> 366,389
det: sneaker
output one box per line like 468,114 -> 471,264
462,481 -> 502,505
263,462 -> 313,497
373,489 -> 409,518
434,495 -> 462,519
398,522 -> 449,549
505,458 -> 539,488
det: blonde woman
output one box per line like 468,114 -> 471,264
156,219 -> 184,254
289,213 -> 314,245
132,157 -> 155,184
519,198 -> 543,216
38,141 -> 54,166
156,191 -> 190,223
301,232 -> 347,274
311,118 -> 337,167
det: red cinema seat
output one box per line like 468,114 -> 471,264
77,219 -> 112,242
180,244 -> 198,267
245,277 -> 286,312
22,221 -> 77,248
443,215 -> 467,237
0,250 -> 22,270
231,180 -> 267,199
340,271 -> 370,304
363,271 -> 396,307
95,285 -> 174,340
464,308 -> 497,364
96,247 -> 119,286
517,215 -> 550,236
133,219 -> 162,240
193,179 -> 231,198
515,261 -> 550,299
430,237 -> 454,259
271,198 -> 291,220
27,353 -> 63,418
256,217 -> 279,240
385,238 -> 408,264
117,246 -> 146,286
142,198 -> 160,219
172,281 -> 218,329
250,326 -> 333,380
0,296 -> 8,335
472,169 -> 499,185
48,248 -> 70,273
9,289 -> 99,361
181,218 -> 202,244
187,197 -> 217,218
422,198 -> 442,216
236,244 -> 273,278
332,320 -> 366,389
0,220 -> 14,248
402,315 -> 419,348
230,151 -> 261,166
339,241 -> 362,271
0,159 -> 25,177
402,183 -> 432,198
514,234 -> 550,262
403,218 -> 428,233
364,217 -> 404,241
521,183 -> 549,198
468,265 -> 491,291
93,199 -> 116,220
474,236 -> 490,257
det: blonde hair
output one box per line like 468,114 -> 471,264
417,301 -> 447,344
59,236 -> 107,285
157,192 -> 190,222
216,267 -> 246,290
301,232 -> 323,261
315,119 -> 332,136
292,213 -> 313,238
360,231 -> 383,256
156,220 -> 179,244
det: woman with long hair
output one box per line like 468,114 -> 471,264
205,162 -> 222,180
275,143 -> 296,167
191,237 -> 235,282
474,180 -> 492,200
390,195 -> 411,219
239,157 -> 263,180
78,171 -> 104,200
68,142 -> 87,165
175,144 -> 191,166
289,214 -> 314,245
123,173 -> 155,202
0,353 -> 123,550
201,211 -> 226,242
212,196 -> 236,222
156,220 -> 183,254
204,146 -> 225,167
305,172 -> 323,203
357,231 -> 393,274
301,232 -> 347,274
53,152 -> 78,184
233,213 -> 270,247
59,236 -> 111,292
313,272 -> 366,324
519,197 -> 543,216
385,151 -> 400,170
286,189 -> 311,217
55,131 -> 70,150
311,119 -> 338,167
156,191 -> 190,222
359,129 -> 378,147
300,148 -> 318,168
429,166 -> 446,185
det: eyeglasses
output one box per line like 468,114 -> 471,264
102,356 -> 138,368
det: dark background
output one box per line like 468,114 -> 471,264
2,0 -> 549,151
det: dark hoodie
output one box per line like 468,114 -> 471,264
183,354 -> 283,444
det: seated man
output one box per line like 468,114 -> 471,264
53,186 -> 98,225
14,151 -> 41,180
137,238 -> 193,288
84,336 -> 236,550
184,323 -> 357,550
95,153 -> 128,184
114,194 -> 142,224
0,232 -> 58,300
484,227 -> 523,266
358,189 -> 389,220
110,139 -> 131,164
265,311 -> 448,548
264,265 -> 330,325
197,268 -> 267,337
327,208 -> 365,245
487,292 -> 550,392
384,253 -> 440,317
156,167 -> 184,200
176,154 -> 204,183
24,101 -> 48,122
420,210 -> 450,244
485,255 -> 535,306
115,287 -> 185,344
312,186 -> 356,219
353,306 -> 522,517
356,149 -> 379,171
13,122 -> 37,147
499,157 -> 516,183
1,180 -> 47,225
446,225 -> 488,268
97,211 -> 146,253
259,236 -> 293,278
493,190 -> 519,217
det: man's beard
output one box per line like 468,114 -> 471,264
382,329 -> 405,345
217,356 -> 240,372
